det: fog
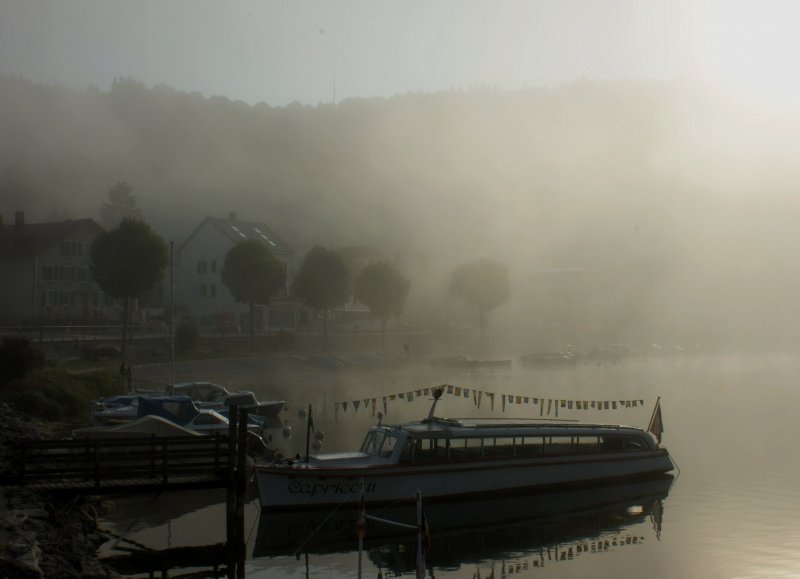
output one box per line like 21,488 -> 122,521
2,1 -> 800,351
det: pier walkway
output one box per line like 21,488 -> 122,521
4,434 -> 231,494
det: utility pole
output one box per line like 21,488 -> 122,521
170,241 -> 175,394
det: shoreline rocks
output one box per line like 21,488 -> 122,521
0,403 -> 119,578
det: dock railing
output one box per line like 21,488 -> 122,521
10,433 -> 231,493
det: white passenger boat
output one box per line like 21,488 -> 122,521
255,388 -> 674,511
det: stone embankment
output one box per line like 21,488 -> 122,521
0,402 -> 119,578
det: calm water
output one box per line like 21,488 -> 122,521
99,352 -> 800,578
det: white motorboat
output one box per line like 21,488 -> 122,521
255,388 -> 674,511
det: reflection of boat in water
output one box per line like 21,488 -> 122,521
253,474 -> 674,562
255,389 -> 674,510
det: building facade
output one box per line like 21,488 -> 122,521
174,213 -> 294,332
0,212 -> 113,323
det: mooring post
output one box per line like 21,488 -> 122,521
226,405 -> 239,550
235,407 -> 249,562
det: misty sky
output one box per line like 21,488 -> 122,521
2,0 -> 799,109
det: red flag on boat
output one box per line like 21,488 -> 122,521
648,398 -> 664,444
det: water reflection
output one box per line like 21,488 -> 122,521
254,475 -> 673,576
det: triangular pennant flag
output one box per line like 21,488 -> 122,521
343,401 -> 349,412
353,400 -> 361,411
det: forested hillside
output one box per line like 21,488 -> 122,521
2,74 -> 799,346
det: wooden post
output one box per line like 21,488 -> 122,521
225,405 -> 239,552
213,432 -> 220,474
235,408 -> 250,578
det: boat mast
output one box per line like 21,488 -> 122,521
426,386 -> 445,421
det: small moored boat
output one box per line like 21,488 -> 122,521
255,388 -> 674,511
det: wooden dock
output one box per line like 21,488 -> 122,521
8,434 -> 230,494
2,405 -> 254,577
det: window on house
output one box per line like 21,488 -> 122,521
197,261 -> 207,274
209,284 -> 216,298
199,284 -> 207,298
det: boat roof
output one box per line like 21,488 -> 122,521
388,417 -> 646,438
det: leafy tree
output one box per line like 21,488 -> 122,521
221,238 -> 287,350
100,181 -> 142,228
293,246 -> 350,348
449,257 -> 511,344
90,218 -> 168,357
354,261 -> 410,350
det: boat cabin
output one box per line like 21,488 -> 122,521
359,418 -> 658,465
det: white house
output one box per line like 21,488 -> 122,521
174,213 -> 294,332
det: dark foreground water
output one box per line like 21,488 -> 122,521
98,352 -> 800,578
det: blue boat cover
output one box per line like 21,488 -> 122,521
137,395 -> 199,425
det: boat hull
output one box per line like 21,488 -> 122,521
255,450 -> 673,510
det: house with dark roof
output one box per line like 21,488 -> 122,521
174,213 -> 294,332
0,211 -> 112,323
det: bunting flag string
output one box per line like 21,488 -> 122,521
462,532 -> 645,575
332,383 -> 650,422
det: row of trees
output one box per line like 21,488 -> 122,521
89,216 -> 510,355
221,242 -> 511,349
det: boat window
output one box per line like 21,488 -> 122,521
486,437 -> 515,458
399,441 -> 414,463
465,437 -> 484,459
515,436 -> 544,457
361,430 -> 401,457
574,436 -> 600,454
360,430 -> 386,455
415,438 -> 448,463
544,436 -> 573,456
600,435 -> 624,453
624,436 -> 648,451
380,432 -> 400,457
